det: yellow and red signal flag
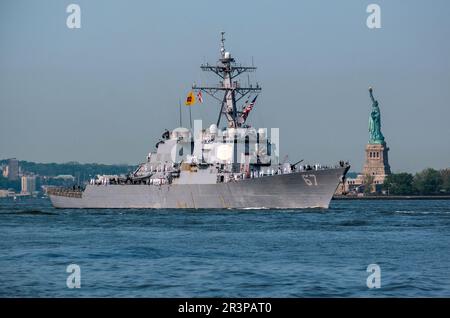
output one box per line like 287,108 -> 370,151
185,91 -> 196,106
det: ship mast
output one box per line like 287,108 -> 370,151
193,32 -> 261,128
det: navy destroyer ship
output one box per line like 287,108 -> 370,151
48,33 -> 349,209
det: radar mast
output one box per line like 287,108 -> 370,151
193,32 -> 261,128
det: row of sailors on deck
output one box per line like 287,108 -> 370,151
222,167 -> 291,183
222,164 -> 325,183
90,178 -> 109,185
298,164 -> 323,171
89,177 -> 169,186
140,163 -> 175,173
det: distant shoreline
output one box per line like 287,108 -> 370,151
333,195 -> 450,200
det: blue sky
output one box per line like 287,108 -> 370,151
1,0 -> 449,172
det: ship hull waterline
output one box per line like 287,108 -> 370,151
49,167 -> 347,209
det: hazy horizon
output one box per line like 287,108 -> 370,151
1,0 -> 450,173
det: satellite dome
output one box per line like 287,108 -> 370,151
171,127 -> 190,140
209,124 -> 218,134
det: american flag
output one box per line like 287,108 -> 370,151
241,95 -> 258,120
197,91 -> 203,103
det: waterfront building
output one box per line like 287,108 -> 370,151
0,189 -> 15,198
2,165 -> 8,178
53,175 -> 75,181
5,158 -> 19,181
21,175 -> 36,195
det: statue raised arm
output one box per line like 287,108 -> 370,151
369,87 -> 376,104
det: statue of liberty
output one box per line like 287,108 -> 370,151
368,87 -> 385,144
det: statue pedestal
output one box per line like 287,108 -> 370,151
362,143 -> 391,185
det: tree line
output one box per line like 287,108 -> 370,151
383,168 -> 450,195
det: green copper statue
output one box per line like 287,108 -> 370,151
368,87 -> 385,144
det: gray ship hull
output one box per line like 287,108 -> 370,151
49,167 -> 346,209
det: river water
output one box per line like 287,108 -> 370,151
1,197 -> 449,297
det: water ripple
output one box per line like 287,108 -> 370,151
1,197 -> 450,297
